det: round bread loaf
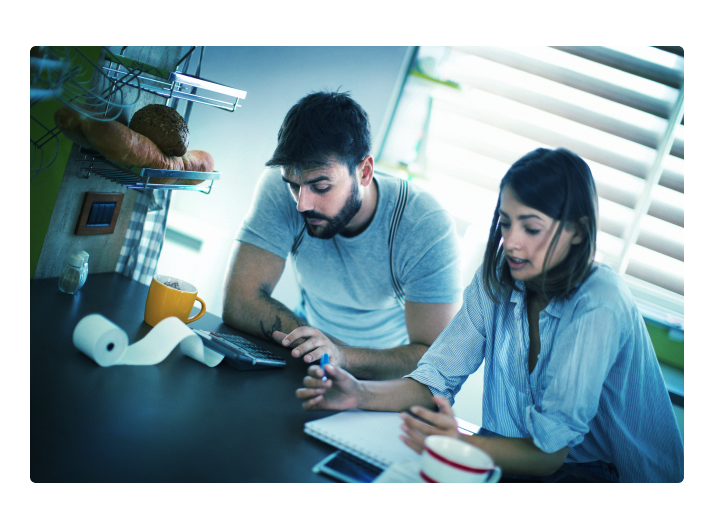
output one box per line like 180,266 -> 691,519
129,104 -> 189,156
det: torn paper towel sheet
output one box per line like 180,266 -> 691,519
73,313 -> 224,367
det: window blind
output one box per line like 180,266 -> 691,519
378,46 -> 684,314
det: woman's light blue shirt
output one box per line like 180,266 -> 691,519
407,264 -> 684,483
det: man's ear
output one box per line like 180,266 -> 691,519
358,155 -> 374,187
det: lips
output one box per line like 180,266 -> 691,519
302,212 -> 328,226
507,255 -> 528,269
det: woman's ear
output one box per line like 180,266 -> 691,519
570,217 -> 589,245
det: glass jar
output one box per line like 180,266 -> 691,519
58,253 -> 84,294
77,250 -> 89,289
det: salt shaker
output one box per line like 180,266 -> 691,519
77,250 -> 89,289
58,253 -> 84,295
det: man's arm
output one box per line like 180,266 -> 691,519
276,300 -> 461,380
341,300 -> 461,380
222,241 -> 307,342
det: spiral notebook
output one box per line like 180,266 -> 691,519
304,410 -> 422,469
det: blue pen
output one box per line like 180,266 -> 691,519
320,353 -> 329,380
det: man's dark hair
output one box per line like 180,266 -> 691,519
265,91 -> 372,176
482,148 -> 599,304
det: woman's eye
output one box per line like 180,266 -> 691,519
525,228 -> 540,235
498,222 -> 509,230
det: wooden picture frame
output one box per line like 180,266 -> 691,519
74,192 -> 125,236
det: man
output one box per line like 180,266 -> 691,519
223,91 -> 462,380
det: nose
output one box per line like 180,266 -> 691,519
296,186 -> 314,213
503,226 -> 520,252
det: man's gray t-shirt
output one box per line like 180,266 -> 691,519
235,167 -> 462,348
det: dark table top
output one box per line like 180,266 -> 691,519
32,272 -> 564,484
31,272 -> 342,483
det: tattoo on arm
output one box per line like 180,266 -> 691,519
256,286 -> 306,340
258,315 -> 283,340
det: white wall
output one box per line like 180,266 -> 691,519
156,46 -> 411,316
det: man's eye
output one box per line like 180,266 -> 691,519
313,186 -> 330,194
288,183 -> 300,192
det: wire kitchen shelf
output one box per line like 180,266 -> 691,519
30,46 -> 138,176
31,46 -> 246,179
76,149 -> 220,195
31,46 -> 141,121
102,48 -> 247,113
30,115 -> 61,178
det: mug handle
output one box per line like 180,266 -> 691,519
186,296 -> 206,323
485,466 -> 502,483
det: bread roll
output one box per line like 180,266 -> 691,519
147,151 -> 213,185
53,105 -> 213,186
129,104 -> 189,156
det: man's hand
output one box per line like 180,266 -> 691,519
399,396 -> 460,454
295,363 -> 361,411
274,326 -> 347,369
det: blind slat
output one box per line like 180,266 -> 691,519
428,106 -> 683,227
441,53 -> 684,158
430,89 -> 683,192
424,141 -> 684,262
454,46 -> 678,119
625,249 -> 684,296
552,46 -> 683,89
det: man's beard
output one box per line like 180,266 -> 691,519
301,179 -> 363,239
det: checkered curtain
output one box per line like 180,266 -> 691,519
112,47 -> 202,285
115,188 -> 172,285
115,46 -> 204,286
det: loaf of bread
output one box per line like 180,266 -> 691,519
129,104 -> 190,156
54,106 -> 94,150
54,105 -> 212,185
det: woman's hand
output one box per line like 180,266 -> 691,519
399,396 -> 460,454
295,363 -> 361,411
274,327 -> 346,369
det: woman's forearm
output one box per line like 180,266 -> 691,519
462,435 -> 569,476
356,378 -> 436,412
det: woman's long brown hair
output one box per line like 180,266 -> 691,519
482,148 -> 599,304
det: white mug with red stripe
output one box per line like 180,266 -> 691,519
420,435 -> 501,483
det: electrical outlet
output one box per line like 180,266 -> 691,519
75,192 -> 124,236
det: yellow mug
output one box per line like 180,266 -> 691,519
144,274 -> 206,327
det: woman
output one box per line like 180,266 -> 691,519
292,148 -> 684,483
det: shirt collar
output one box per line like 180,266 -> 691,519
509,280 -> 565,319
510,283 -> 524,306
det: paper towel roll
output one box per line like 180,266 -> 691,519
73,314 -> 225,368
